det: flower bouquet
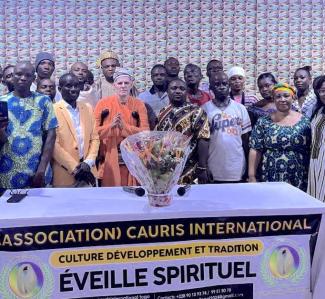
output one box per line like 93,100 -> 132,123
120,131 -> 191,206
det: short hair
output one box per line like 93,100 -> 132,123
36,78 -> 55,89
257,72 -> 277,85
184,63 -> 201,74
2,64 -> 15,73
168,78 -> 186,86
207,59 -> 222,67
59,73 -> 78,87
209,71 -> 228,84
164,57 -> 179,65
14,61 -> 35,74
151,64 -> 166,74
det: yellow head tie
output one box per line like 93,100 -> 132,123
273,83 -> 295,96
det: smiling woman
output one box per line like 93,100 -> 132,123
248,83 -> 311,191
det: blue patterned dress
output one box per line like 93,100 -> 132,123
0,92 -> 58,189
250,115 -> 311,191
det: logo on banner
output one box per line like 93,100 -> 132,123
0,256 -> 54,299
261,240 -> 307,287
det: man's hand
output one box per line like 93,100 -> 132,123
100,109 -> 109,126
0,119 -> 8,145
0,128 -> 7,142
82,171 -> 96,186
73,162 -> 91,180
196,167 -> 209,184
73,162 -> 96,186
110,113 -> 122,129
0,117 -> 8,129
117,115 -> 124,130
31,171 -> 45,188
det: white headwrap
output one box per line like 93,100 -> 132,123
227,66 -> 245,79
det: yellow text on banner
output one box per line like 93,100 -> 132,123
50,240 -> 263,268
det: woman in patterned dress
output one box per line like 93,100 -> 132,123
248,83 -> 311,191
308,75 -> 325,201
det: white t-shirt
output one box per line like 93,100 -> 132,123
202,99 -> 252,181
77,86 -> 99,109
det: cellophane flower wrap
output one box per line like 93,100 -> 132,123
120,131 -> 191,206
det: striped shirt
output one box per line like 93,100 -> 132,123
308,107 -> 325,202
292,89 -> 317,119
230,92 -> 259,108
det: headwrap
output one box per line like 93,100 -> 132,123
113,67 -> 134,82
273,83 -> 295,96
96,51 -> 119,68
35,52 -> 55,69
227,66 -> 245,79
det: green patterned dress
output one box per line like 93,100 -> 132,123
250,115 -> 311,191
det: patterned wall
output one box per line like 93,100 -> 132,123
0,0 -> 325,95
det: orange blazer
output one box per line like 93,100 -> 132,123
52,101 -> 99,187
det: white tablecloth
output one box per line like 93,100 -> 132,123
0,182 -> 324,298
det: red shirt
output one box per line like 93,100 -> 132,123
187,90 -> 211,106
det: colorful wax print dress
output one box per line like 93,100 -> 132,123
250,115 -> 311,191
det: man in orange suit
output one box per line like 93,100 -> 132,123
52,73 -> 99,187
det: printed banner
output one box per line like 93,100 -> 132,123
0,214 -> 321,299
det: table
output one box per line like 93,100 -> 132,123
0,182 -> 324,299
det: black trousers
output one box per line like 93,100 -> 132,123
211,180 -> 246,184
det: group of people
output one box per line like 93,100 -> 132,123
0,50 -> 324,202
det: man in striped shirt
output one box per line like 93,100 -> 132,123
227,66 -> 258,108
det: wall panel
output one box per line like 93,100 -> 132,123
0,0 -> 324,95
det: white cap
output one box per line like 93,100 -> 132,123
113,67 -> 134,81
227,66 -> 245,79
